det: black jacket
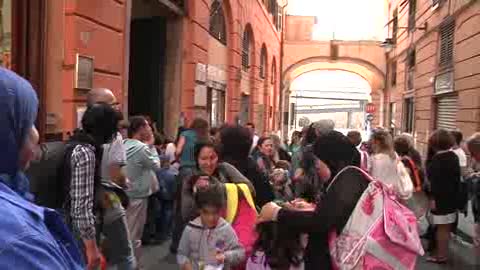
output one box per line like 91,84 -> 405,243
277,167 -> 369,270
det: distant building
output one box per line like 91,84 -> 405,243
384,0 -> 480,155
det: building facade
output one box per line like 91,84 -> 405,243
183,0 -> 284,135
384,0 -> 480,154
4,0 -> 283,141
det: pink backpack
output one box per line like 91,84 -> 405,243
328,167 -> 424,270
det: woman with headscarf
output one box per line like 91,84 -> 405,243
257,131 -> 370,269
0,68 -> 84,269
220,125 -> 274,208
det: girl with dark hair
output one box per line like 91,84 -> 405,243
426,130 -> 461,263
253,137 -> 276,176
171,119 -> 209,253
220,125 -> 274,208
248,221 -> 305,270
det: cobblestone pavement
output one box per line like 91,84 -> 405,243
141,238 -> 479,270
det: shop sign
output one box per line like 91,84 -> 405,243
75,54 -> 94,90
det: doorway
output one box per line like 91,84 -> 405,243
128,16 -> 166,129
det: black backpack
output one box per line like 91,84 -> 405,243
26,141 -> 69,209
26,131 -> 102,212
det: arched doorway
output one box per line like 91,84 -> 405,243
289,70 -> 372,137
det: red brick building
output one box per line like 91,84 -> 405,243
384,0 -> 480,154
182,0 -> 284,134
5,0 -> 283,140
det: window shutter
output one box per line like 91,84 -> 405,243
436,95 -> 457,130
242,30 -> 250,70
391,61 -> 397,86
439,19 -> 455,67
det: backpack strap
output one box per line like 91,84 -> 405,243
225,183 -> 239,223
402,156 -> 422,192
326,166 -> 374,192
225,183 -> 258,224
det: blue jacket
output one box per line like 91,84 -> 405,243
0,181 -> 85,269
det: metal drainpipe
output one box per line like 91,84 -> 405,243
279,0 -> 288,138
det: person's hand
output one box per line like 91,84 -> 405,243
257,202 -> 281,224
429,200 -> 436,211
84,239 -> 101,270
181,262 -> 193,270
292,199 -> 316,211
215,252 -> 226,264
195,176 -> 210,189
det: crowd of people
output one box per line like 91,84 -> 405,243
1,67 -> 480,270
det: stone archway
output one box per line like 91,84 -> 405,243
283,58 -> 386,129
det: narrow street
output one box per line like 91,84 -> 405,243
141,238 -> 480,270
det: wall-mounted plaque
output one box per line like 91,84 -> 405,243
75,54 -> 94,90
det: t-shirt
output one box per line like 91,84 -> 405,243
101,132 -> 126,181
101,132 -> 127,224
453,147 -> 468,167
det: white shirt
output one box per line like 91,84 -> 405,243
251,135 -> 259,152
452,147 -> 468,167
101,132 -> 127,181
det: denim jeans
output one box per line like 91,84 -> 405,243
156,199 -> 174,239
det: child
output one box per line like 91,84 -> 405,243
269,168 -> 294,202
178,184 -> 245,270
154,155 -> 178,241
247,221 -> 304,270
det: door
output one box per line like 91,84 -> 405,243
239,94 -> 250,125
11,0 -> 46,140
128,17 -> 166,129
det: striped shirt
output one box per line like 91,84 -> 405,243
70,144 -> 96,240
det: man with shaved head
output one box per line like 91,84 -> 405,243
87,88 -> 136,269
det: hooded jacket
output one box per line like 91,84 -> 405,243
177,217 -> 245,270
0,68 -> 84,269
124,139 -> 160,199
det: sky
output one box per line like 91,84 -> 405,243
287,0 -> 388,41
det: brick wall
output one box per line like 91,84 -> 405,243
181,0 -> 282,132
386,0 -> 480,154
45,0 -> 128,136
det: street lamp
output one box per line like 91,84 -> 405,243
380,38 -> 395,53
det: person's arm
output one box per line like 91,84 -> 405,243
176,135 -> 186,160
140,145 -> 161,170
177,226 -> 192,269
0,234 -> 83,269
70,146 -> 100,269
220,162 -> 255,194
277,168 -> 368,234
222,225 -> 246,266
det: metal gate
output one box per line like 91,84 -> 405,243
436,95 -> 458,130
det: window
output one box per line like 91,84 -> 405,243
242,27 -> 251,70
439,19 -> 455,67
408,0 -> 417,32
260,46 -> 267,79
435,95 -> 457,130
207,88 -> 226,127
391,61 -> 397,86
406,49 -> 416,90
209,0 -> 227,45
271,59 -> 276,84
392,9 -> 398,44
404,98 -> 415,133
